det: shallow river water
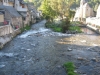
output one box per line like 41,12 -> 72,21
0,20 -> 100,75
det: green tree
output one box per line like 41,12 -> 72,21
40,0 -> 57,21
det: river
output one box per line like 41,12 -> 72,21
0,20 -> 100,75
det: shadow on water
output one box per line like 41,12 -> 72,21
55,36 -> 100,75
81,27 -> 98,35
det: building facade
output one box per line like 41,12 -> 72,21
74,0 -> 94,21
96,5 -> 100,18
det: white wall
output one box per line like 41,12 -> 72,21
96,5 -> 100,18
15,0 -> 27,11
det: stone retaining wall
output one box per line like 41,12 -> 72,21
0,25 -> 13,36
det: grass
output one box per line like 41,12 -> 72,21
64,62 -> 78,75
69,26 -> 82,33
21,25 -> 31,32
70,21 -> 82,25
45,22 -> 62,32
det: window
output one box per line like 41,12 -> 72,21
22,5 -> 25,8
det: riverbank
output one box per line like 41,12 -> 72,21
0,20 -> 100,75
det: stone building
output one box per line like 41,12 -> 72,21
0,5 -> 23,30
74,0 -> 94,21
0,0 -> 31,26
27,3 -> 37,24
96,5 -> 100,18
86,5 -> 100,34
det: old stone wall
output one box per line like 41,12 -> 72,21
0,25 -> 13,37
4,11 -> 23,29
11,17 -> 23,29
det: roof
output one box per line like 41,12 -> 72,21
8,0 -> 14,2
18,11 -> 27,18
0,5 -> 21,17
8,0 -> 26,4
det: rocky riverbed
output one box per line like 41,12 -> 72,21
0,20 -> 100,75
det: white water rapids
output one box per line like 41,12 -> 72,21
19,27 -> 72,38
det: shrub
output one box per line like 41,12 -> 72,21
45,19 -> 82,33
21,25 -> 31,32
61,19 -> 70,33
45,22 -> 62,32
69,26 -> 82,33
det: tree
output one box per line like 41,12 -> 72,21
40,0 -> 57,21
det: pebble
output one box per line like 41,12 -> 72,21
74,70 -> 77,73
67,48 -> 72,51
77,57 -> 85,60
91,58 -> 98,62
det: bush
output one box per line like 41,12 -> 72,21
45,22 -> 62,32
45,19 -> 82,33
69,26 -> 82,33
61,19 -> 70,33
21,25 -> 31,32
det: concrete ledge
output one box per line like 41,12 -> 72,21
87,24 -> 100,34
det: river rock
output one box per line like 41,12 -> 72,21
77,57 -> 85,60
67,48 -> 72,51
74,70 -> 77,73
91,58 -> 98,62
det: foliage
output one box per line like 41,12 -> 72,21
69,26 -> 82,33
45,19 -> 71,33
21,25 -> 31,32
39,0 -> 75,20
64,62 -> 78,75
45,22 -> 62,32
45,19 -> 82,33
40,0 -> 57,21
61,19 -> 70,33
69,21 -> 82,33
25,0 -> 100,11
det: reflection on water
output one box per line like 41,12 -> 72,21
81,27 -> 99,41
81,27 -> 96,35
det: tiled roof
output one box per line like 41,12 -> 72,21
0,5 -> 21,17
8,0 -> 26,4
